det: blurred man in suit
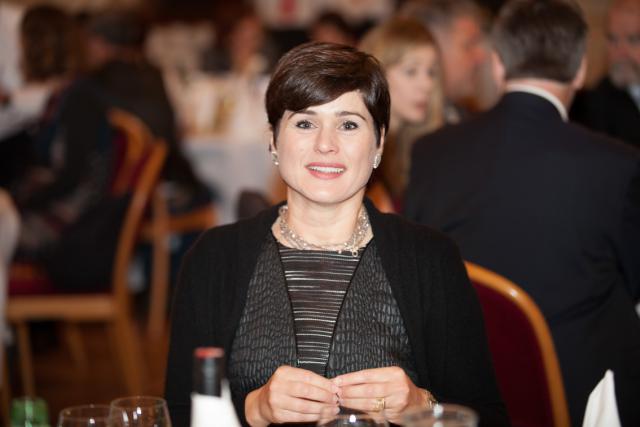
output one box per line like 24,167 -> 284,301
405,1 -> 640,425
571,0 -> 640,148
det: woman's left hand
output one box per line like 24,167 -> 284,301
332,367 -> 428,424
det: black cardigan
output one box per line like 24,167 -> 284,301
165,200 -> 509,427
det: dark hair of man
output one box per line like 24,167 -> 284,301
20,5 -> 79,82
312,11 -> 355,39
88,11 -> 147,48
265,42 -> 390,146
492,0 -> 588,83
399,0 -> 485,33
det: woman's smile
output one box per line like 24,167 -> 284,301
306,162 -> 346,179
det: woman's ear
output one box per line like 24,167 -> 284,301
572,56 -> 587,91
377,128 -> 386,155
491,50 -> 506,93
269,133 -> 279,166
269,134 -> 276,153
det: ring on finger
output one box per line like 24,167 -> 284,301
373,397 -> 385,412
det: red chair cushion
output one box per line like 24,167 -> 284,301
472,281 -> 554,427
8,263 -> 57,295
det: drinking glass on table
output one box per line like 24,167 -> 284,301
317,406 -> 389,426
402,404 -> 478,427
109,396 -> 172,427
57,404 -> 124,427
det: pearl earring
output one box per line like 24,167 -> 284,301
373,153 -> 382,169
271,151 -> 279,166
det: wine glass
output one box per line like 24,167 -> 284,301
57,404 -> 125,427
402,404 -> 478,427
109,396 -> 172,427
317,406 -> 389,426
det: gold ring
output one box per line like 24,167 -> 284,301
373,397 -> 385,412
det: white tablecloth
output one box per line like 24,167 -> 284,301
183,137 -> 276,225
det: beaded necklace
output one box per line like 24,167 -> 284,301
277,205 -> 370,256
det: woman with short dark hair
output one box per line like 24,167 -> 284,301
165,42 -> 508,427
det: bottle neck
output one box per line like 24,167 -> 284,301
193,355 -> 223,396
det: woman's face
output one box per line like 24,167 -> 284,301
273,90 -> 383,207
386,45 -> 438,126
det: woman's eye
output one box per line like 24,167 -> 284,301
404,68 -> 418,77
295,120 -> 314,129
341,120 -> 359,131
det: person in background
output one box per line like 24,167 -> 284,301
405,1 -> 640,425
309,11 -> 356,46
570,0 -> 640,148
0,2 -> 25,99
399,0 -> 490,122
0,5 -> 81,187
83,10 -> 211,211
197,5 -> 272,143
6,5 -> 121,291
0,189 -> 19,386
165,42 -> 508,427
360,16 -> 444,209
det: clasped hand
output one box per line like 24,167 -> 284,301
245,366 -> 427,426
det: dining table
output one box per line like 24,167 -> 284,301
182,135 -> 278,225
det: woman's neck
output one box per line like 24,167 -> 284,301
277,193 -> 366,247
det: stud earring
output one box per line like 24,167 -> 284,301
271,151 -> 279,166
373,153 -> 382,169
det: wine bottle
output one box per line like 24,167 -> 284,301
10,397 -> 50,427
190,347 -> 241,427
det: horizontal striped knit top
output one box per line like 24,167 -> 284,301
277,243 -> 364,375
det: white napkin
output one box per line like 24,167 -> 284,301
582,370 -> 621,427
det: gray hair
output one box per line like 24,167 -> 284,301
398,0 -> 485,33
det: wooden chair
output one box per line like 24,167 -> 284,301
465,262 -> 571,427
6,109 -> 167,396
1,346 -> 10,427
139,189 -> 217,341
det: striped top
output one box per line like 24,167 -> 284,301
278,243 -> 364,375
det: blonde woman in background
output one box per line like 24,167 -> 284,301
360,17 -> 444,211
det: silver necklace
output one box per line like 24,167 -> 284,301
278,205 -> 370,256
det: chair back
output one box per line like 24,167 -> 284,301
465,262 -> 570,427
107,109 -> 166,307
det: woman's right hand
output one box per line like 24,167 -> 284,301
245,365 -> 340,426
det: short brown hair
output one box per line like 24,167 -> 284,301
265,42 -> 390,145
20,5 -> 80,82
492,0 -> 588,83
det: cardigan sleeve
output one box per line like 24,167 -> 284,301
433,237 -> 510,427
165,234 -> 218,427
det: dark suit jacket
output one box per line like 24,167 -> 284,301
570,76 -> 640,148
405,91 -> 640,427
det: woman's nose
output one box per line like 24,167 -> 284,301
314,126 -> 338,153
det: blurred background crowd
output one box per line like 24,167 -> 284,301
0,0 -> 638,425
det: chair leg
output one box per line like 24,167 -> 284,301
61,323 -> 87,375
110,314 -> 144,395
15,321 -> 35,396
148,188 -> 170,341
148,232 -> 169,341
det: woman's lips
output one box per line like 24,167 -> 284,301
306,163 -> 346,179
